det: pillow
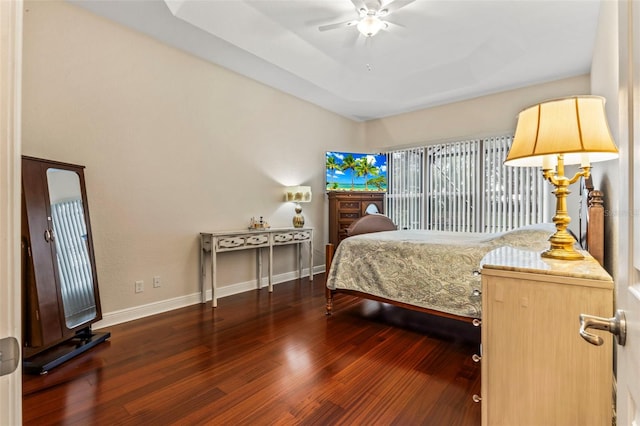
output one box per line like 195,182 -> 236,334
346,214 -> 397,237
492,223 -> 555,251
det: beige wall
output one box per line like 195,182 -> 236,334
21,1 -> 365,315
364,75 -> 591,151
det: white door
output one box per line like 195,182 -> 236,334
0,1 -> 23,424
614,1 -> 640,424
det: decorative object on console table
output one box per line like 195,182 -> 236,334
327,191 -> 384,246
284,186 -> 312,228
249,216 -> 270,230
479,246 -> 613,425
505,95 -> 619,260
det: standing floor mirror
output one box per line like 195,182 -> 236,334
21,156 -> 110,374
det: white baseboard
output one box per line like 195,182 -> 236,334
93,265 -> 325,330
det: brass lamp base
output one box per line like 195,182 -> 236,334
541,229 -> 584,260
541,154 -> 589,261
292,204 -> 305,228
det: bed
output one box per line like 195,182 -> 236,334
325,186 -> 605,324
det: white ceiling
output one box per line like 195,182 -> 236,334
70,0 -> 602,121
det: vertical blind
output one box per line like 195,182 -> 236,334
482,136 -> 547,232
427,140 -> 480,232
386,148 -> 424,230
384,136 -> 547,233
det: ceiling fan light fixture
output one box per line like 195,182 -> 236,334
357,15 -> 385,37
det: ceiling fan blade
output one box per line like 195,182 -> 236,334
349,0 -> 368,13
319,20 -> 358,32
378,0 -> 416,16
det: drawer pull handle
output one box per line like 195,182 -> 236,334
219,237 -> 244,248
247,236 -> 268,245
274,234 -> 293,243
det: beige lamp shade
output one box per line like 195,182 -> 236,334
505,96 -> 619,168
284,186 -> 312,203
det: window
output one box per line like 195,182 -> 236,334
386,148 -> 424,230
427,140 -> 479,232
385,136 -> 547,232
482,136 -> 548,232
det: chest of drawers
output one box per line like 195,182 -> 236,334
327,191 -> 384,246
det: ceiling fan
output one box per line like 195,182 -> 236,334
318,0 -> 415,38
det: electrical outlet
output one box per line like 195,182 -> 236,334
153,276 -> 161,288
135,280 -> 144,293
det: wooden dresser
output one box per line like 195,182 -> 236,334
479,247 -> 613,426
327,191 -> 384,246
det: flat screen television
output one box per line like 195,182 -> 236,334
326,151 -> 387,192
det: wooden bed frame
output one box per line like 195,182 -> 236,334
324,186 -> 606,324
585,178 -> 605,266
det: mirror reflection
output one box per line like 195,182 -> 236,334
365,203 -> 380,214
46,168 -> 97,328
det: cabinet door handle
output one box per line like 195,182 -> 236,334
44,229 -> 52,242
579,309 -> 626,346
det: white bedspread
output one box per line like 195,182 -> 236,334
326,223 -> 555,318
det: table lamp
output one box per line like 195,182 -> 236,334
284,186 -> 312,228
504,96 -> 619,260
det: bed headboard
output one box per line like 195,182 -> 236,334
575,176 -> 605,265
346,214 -> 397,237
586,179 -> 605,265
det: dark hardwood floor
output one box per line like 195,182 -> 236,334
23,275 -> 481,425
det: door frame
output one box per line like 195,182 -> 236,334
615,0 -> 640,425
0,0 -> 23,424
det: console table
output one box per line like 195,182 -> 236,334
199,227 -> 313,307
